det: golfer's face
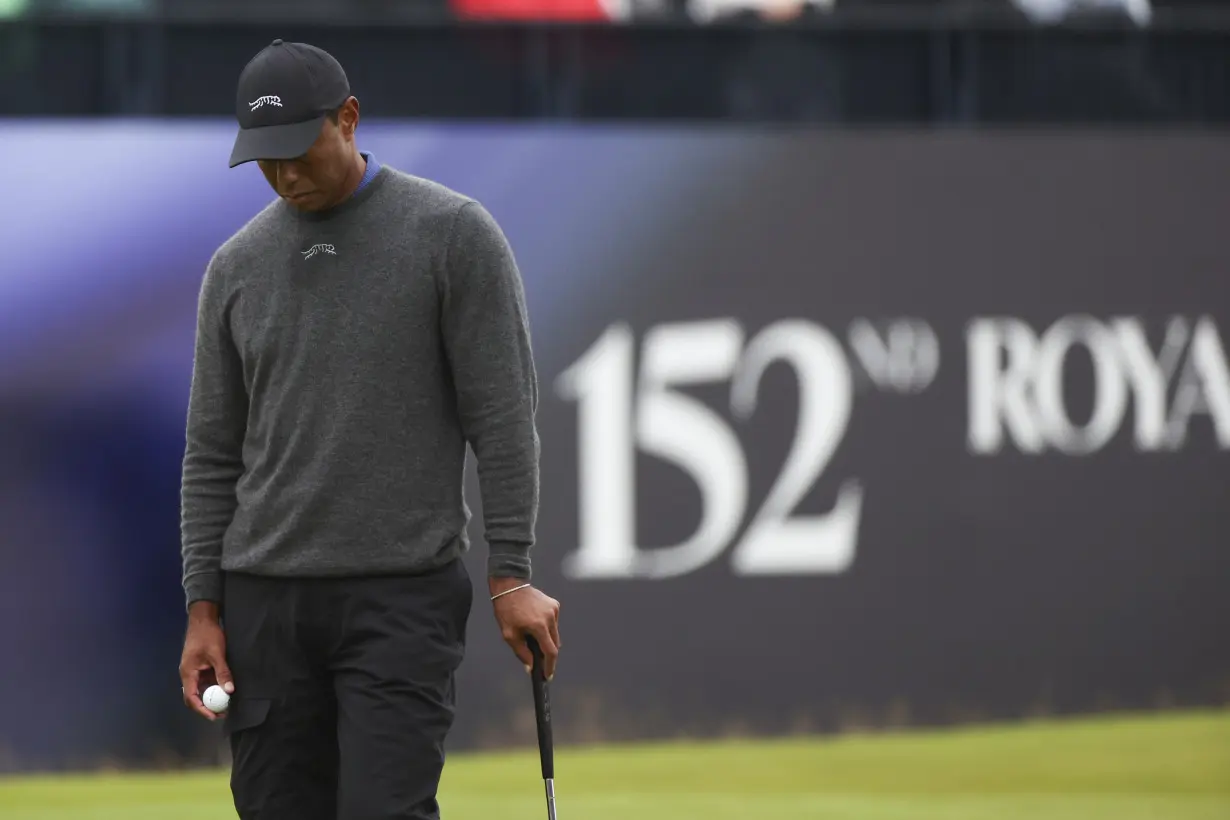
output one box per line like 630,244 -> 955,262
259,154 -> 325,210
257,122 -> 342,212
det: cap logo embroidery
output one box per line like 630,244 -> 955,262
302,243 -> 336,260
249,95 -> 283,111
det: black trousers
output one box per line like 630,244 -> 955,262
220,557 -> 473,820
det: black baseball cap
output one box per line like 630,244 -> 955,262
229,39 -> 352,168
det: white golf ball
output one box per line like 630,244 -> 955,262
202,685 -> 230,714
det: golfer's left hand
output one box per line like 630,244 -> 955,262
490,578 -> 561,680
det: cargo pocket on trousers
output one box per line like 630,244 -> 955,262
223,697 -> 271,737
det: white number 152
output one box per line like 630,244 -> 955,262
555,319 -> 863,579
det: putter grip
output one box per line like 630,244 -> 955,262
526,636 -> 554,779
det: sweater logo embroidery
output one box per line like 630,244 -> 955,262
249,95 -> 283,111
302,243 -> 337,260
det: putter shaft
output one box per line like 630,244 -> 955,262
544,777 -> 557,820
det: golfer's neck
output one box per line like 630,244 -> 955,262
334,149 -> 367,206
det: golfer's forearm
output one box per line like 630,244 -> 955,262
471,420 -> 538,579
181,450 -> 241,606
180,418 -> 244,606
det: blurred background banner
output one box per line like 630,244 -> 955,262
1,123 -> 1227,773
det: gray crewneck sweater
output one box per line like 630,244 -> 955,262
180,165 -> 540,608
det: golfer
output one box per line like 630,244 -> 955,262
177,39 -> 560,820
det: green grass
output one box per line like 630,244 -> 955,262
2,709 -> 1227,819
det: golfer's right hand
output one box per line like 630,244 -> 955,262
179,601 -> 234,721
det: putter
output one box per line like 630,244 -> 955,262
526,636 -> 557,820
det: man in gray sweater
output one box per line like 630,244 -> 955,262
178,39 -> 561,820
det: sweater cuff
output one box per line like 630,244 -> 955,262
183,570 -> 223,611
487,542 -> 532,580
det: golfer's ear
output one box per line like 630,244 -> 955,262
339,97 -> 360,138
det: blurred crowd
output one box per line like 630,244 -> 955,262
4,0 -> 1227,124
3,0 -> 1213,25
